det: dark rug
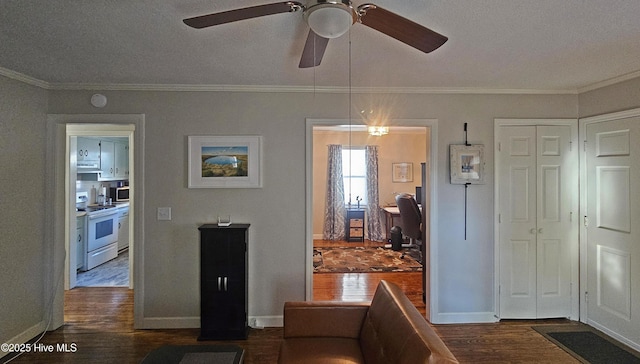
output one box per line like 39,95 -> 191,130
140,345 -> 244,364
533,325 -> 640,364
313,246 -> 422,273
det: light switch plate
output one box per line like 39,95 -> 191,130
157,207 -> 172,221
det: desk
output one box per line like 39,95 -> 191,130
382,207 -> 401,240
382,205 -> 422,240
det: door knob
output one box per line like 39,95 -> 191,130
530,228 -> 536,234
538,228 -> 543,234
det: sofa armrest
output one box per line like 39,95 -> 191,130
283,301 -> 370,339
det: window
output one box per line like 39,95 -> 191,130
342,147 -> 367,206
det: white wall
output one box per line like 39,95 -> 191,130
0,75 -> 49,350
45,89 -> 580,325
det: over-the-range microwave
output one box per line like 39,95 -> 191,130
109,186 -> 129,202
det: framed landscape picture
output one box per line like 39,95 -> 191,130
450,144 -> 485,184
188,135 -> 262,188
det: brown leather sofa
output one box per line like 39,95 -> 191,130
278,280 -> 459,364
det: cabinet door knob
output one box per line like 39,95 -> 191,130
224,277 -> 228,291
530,228 -> 536,234
217,277 -> 222,291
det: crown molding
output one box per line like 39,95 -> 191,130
0,66 -> 50,89
577,69 -> 640,93
13,65 -> 640,95
47,82 -> 578,95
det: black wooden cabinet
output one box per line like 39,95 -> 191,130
198,223 -> 249,340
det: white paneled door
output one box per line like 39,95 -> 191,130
497,124 -> 576,319
584,115 -> 640,349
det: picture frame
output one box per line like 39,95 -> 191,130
450,144 -> 485,184
392,162 -> 413,182
188,135 -> 262,188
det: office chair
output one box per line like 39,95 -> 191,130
395,193 -> 422,259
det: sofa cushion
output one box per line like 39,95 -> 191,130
283,301 -> 370,339
360,281 -> 458,364
278,337 -> 365,364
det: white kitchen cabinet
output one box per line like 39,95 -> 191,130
117,205 -> 130,251
76,216 -> 85,270
98,140 -> 128,181
114,141 -> 129,179
77,137 -> 100,165
99,140 -> 115,179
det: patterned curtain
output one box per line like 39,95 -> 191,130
365,145 -> 385,242
323,144 -> 346,240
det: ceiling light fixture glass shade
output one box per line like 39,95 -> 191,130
304,1 -> 356,39
368,126 -> 389,136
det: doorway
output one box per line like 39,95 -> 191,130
45,113 -> 144,331
305,119 -> 437,318
495,119 -> 579,320
68,132 -> 132,289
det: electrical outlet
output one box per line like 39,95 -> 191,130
157,207 -> 172,221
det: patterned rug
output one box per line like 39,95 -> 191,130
313,246 -> 422,273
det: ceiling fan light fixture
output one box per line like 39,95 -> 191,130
304,1 -> 356,39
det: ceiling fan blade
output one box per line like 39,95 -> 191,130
358,4 -> 447,53
183,1 -> 303,29
299,29 -> 330,68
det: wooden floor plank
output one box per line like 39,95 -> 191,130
5,242 -> 581,363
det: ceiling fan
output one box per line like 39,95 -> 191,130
183,1 -> 448,68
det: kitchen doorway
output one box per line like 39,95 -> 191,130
66,125 -> 134,290
46,113 -> 145,331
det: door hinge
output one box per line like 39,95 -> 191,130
585,291 -> 588,302
583,140 -> 587,151
498,213 -> 501,223
584,216 -> 589,227
569,141 -> 573,151
497,142 -> 501,152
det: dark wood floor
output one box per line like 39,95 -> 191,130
4,240 -> 582,363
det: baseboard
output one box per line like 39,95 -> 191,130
139,316 -> 200,329
138,315 -> 284,330
249,315 -> 283,329
587,319 -> 640,352
0,320 -> 46,359
431,311 -> 498,324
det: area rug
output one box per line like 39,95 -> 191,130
313,246 -> 422,273
533,325 -> 640,364
140,345 -> 244,364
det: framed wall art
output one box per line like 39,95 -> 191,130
188,135 -> 262,188
392,162 -> 413,182
450,144 -> 485,184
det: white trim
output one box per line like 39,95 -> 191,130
0,321 -> 47,359
48,83 -> 579,95
0,66 -> 50,89
431,312 -> 498,324
249,315 -> 284,328
494,118 -> 580,321
4,64 -> 639,95
140,317 -> 200,329
577,69 -> 640,94
587,319 -> 640,352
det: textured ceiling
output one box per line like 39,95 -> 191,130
1,0 -> 640,91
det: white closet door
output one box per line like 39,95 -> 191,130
498,125 -> 573,319
585,117 -> 640,349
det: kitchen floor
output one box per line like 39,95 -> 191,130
76,250 -> 129,287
